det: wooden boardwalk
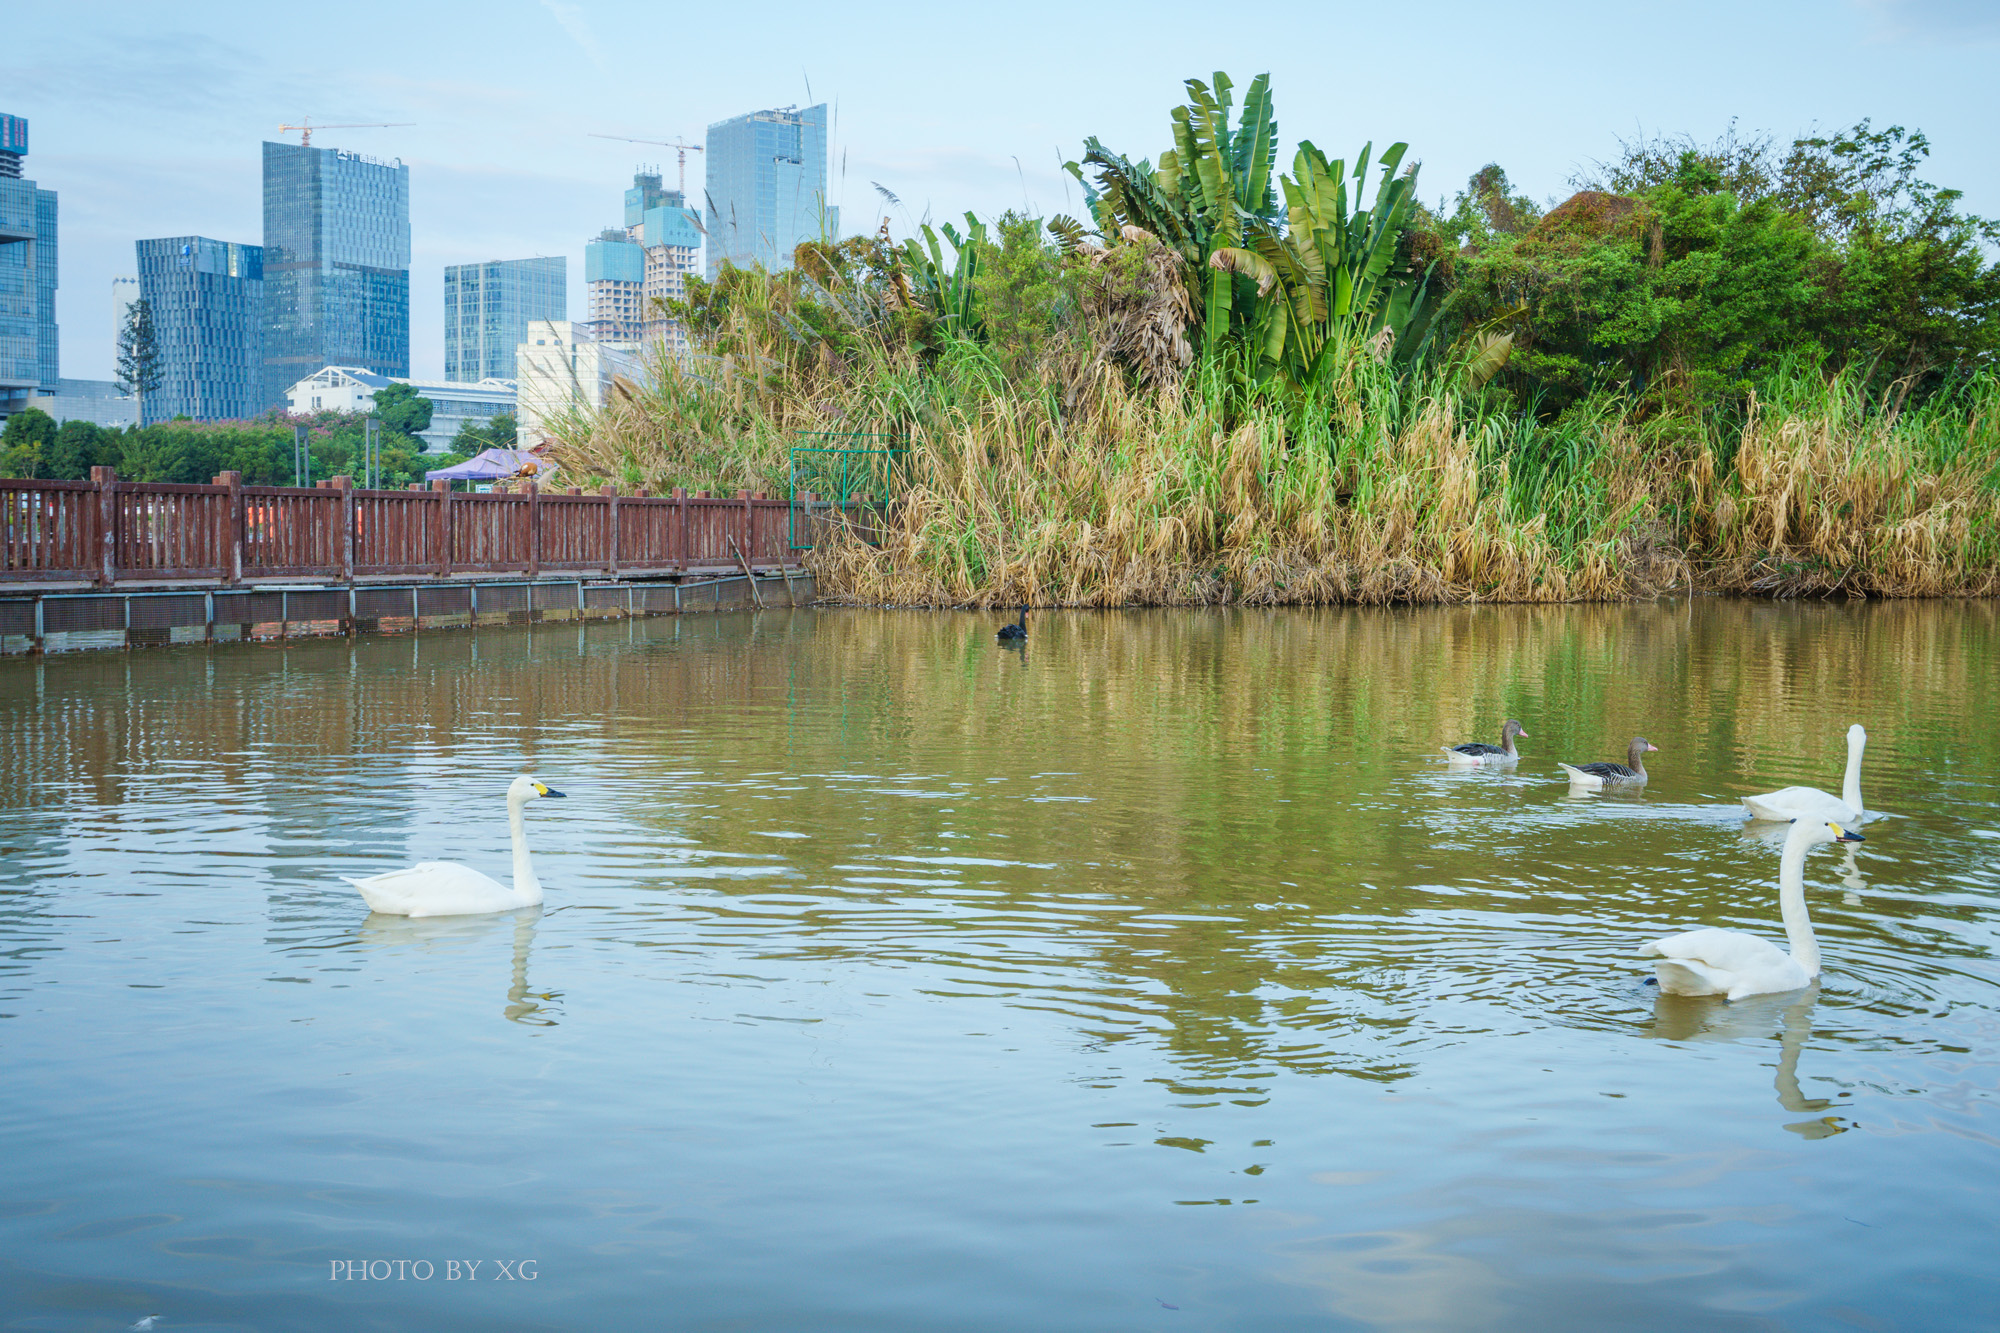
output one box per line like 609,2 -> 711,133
1,468 -> 867,591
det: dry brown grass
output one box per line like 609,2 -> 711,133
1692,382 -> 2000,598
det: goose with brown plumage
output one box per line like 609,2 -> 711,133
1442,719 -> 1528,767
1559,737 -> 1659,790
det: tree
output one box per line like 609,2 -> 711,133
0,407 -> 59,478
451,412 -> 516,452
47,420 -> 121,479
116,298 -> 163,403
372,381 -> 434,438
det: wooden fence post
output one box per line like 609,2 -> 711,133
602,484 -> 620,578
525,480 -> 540,578
333,475 -> 354,582
432,478 -> 453,578
675,486 -> 689,573
214,471 -> 243,585
92,466 -> 118,587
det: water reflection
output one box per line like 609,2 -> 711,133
4,601 -> 1999,1331
355,907 -> 561,1026
1647,986 -> 1849,1137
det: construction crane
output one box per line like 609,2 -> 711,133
277,117 -> 414,148
589,134 -> 704,195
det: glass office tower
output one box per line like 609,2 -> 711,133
704,104 -> 837,277
260,140 -> 410,410
135,237 -> 264,424
0,111 -> 59,421
443,257 -> 565,382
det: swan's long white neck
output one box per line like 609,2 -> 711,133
507,792 -> 543,903
1841,730 -> 1865,813
1778,826 -> 1821,978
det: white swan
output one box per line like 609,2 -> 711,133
342,776 -> 566,917
1744,723 -> 1867,823
1641,818 -> 1864,1000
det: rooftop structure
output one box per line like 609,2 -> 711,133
31,378 -> 138,429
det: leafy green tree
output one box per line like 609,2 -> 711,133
451,411 -> 516,452
117,422 -> 293,484
116,298 -> 164,405
47,420 -> 121,479
0,407 -> 58,478
971,212 -> 1081,383
371,382 -> 434,438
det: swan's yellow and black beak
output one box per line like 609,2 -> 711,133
533,782 -> 568,799
1828,821 -> 1863,842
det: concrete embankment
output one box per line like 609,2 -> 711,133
1,571 -> 814,655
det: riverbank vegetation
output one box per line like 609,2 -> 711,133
501,77 -> 1997,600
0,387 -> 482,489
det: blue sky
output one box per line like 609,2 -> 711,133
8,0 -> 1997,383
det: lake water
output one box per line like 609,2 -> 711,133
3,601 -> 1997,1331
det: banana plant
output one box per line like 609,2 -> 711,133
1070,73 -> 1436,389
1248,141 -> 1433,388
893,213 -> 987,336
1069,73 -> 1284,360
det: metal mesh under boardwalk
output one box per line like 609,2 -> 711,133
4,573 -> 811,654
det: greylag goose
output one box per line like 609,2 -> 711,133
1442,719 -> 1528,766
1559,737 -> 1658,789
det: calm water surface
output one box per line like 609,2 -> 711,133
2,602 -> 1997,1331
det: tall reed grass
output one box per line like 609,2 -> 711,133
552,329 -> 1999,605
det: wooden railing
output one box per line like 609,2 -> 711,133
1,468 -> 874,587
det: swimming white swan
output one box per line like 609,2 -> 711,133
342,776 -> 566,917
1641,818 -> 1864,1000
1744,723 -> 1867,823
1442,719 -> 1528,766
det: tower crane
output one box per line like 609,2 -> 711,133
589,134 -> 704,195
277,117 -> 414,148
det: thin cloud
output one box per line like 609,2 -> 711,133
537,0 -> 610,70
1857,0 -> 2000,40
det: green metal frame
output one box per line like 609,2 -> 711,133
787,433 -> 907,550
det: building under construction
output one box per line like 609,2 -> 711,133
583,170 -> 700,361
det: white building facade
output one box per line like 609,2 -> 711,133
514,320 -> 640,450
283,365 -> 516,452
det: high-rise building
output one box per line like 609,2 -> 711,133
704,104 -> 837,277
0,112 -> 59,421
135,237 -> 265,424
585,170 -> 701,356
444,257 -> 565,383
260,139 -> 410,411
583,230 -> 645,342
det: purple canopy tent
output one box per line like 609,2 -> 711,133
424,449 -> 557,485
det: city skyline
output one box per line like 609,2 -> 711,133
7,0 -> 1999,385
